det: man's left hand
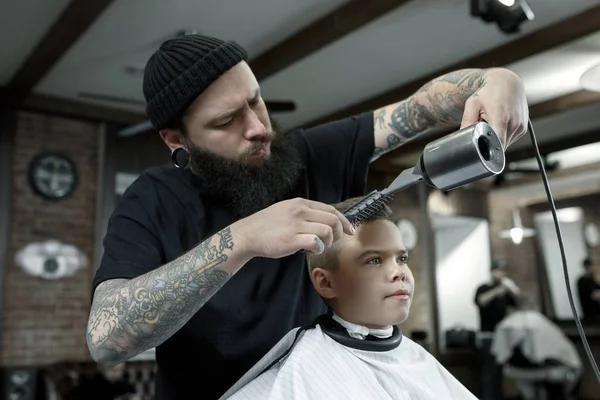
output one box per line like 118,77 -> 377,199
460,68 -> 529,148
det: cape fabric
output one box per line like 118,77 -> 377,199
491,310 -> 582,371
220,324 -> 478,400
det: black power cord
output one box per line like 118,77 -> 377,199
527,120 -> 600,382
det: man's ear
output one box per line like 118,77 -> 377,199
159,128 -> 185,152
311,268 -> 337,299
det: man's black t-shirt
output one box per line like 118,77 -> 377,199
92,112 -> 375,400
474,283 -> 517,332
578,274 -> 600,320
66,374 -> 136,400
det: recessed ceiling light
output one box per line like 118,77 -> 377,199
580,63 -> 600,92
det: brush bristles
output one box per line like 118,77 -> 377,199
343,191 -> 394,226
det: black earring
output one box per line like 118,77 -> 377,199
171,147 -> 190,169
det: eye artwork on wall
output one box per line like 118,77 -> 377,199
397,218 -> 418,251
14,240 -> 88,280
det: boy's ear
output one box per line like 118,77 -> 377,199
311,268 -> 337,299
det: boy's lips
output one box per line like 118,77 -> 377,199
387,289 -> 411,298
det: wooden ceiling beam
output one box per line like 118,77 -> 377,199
527,90 -> 600,118
1,0 -> 114,106
4,90 -> 147,126
506,125 -> 600,162
250,0 -> 413,81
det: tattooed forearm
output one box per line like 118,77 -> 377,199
371,68 -> 488,161
413,69 -> 487,127
374,108 -> 386,130
86,226 -> 247,364
372,96 -> 431,161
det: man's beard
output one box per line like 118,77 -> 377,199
186,132 -> 304,218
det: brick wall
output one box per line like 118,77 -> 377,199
0,111 -> 100,366
488,193 -> 543,307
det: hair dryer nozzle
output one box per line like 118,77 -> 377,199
416,122 -> 505,191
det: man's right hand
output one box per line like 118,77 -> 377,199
234,198 -> 355,259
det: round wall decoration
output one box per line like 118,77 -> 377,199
28,152 -> 78,200
397,218 -> 419,251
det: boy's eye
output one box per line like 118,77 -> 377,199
366,255 -> 409,265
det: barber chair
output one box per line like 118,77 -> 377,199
445,326 -> 476,350
502,347 -> 580,400
410,330 -> 430,351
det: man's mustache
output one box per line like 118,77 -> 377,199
246,132 -> 276,154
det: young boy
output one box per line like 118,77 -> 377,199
220,197 -> 478,400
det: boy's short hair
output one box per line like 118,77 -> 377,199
306,196 -> 394,275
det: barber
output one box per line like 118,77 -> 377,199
577,258 -> 600,321
475,261 -> 520,332
474,261 -> 520,400
86,34 -> 529,400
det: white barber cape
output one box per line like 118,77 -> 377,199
491,310 -> 582,371
220,315 -> 478,400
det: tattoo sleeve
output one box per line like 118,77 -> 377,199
86,226 -> 246,364
371,68 -> 487,161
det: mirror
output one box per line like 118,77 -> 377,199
533,207 -> 587,320
432,214 -> 491,351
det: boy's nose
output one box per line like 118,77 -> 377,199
391,266 -> 406,282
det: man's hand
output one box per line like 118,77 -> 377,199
234,198 -> 355,258
476,285 -> 508,307
501,276 -> 521,296
460,68 -> 529,148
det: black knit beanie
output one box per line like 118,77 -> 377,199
143,34 -> 248,130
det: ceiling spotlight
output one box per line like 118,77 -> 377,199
471,0 -> 535,34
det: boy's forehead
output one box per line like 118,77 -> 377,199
346,219 -> 404,249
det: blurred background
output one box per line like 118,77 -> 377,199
1,0 -> 600,399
